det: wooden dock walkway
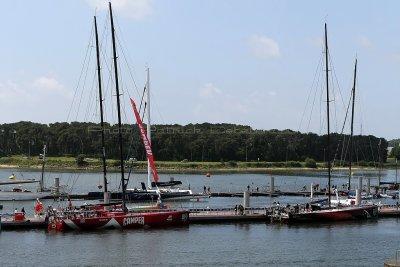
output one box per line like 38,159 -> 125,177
0,217 -> 47,230
189,207 -> 268,223
378,206 -> 400,217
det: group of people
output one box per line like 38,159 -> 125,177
234,204 -> 245,215
203,186 -> 211,194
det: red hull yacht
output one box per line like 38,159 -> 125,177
48,208 -> 189,231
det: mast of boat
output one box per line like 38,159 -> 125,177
146,67 -> 152,189
378,139 -> 382,187
395,157 -> 397,186
348,58 -> 357,191
324,23 -> 332,208
39,145 -> 46,192
94,15 -> 109,203
109,2 -> 127,210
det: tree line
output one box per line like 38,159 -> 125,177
0,121 -> 388,164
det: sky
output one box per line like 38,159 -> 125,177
0,0 -> 399,139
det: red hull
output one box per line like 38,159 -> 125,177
49,210 -> 189,231
283,205 -> 378,223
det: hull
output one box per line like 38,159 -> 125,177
49,210 -> 189,231
284,205 -> 378,223
0,191 -> 52,201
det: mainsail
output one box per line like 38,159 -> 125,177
130,98 -> 159,183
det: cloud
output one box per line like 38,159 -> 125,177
248,35 -> 280,59
199,83 -> 221,98
389,52 -> 400,62
33,76 -> 65,92
308,37 -> 324,48
357,35 -> 373,48
0,75 -> 71,122
194,83 -> 279,124
86,0 -> 153,20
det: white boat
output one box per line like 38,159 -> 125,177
0,146 -> 64,201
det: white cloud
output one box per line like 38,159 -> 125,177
194,83 -> 279,124
0,75 -> 71,122
389,52 -> 400,62
33,76 -> 65,92
308,37 -> 324,48
248,35 -> 280,59
86,0 -> 153,20
357,35 -> 373,48
199,83 -> 221,98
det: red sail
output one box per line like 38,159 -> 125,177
129,98 -> 159,182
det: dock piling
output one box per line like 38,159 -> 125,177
310,183 -> 314,199
270,176 -> 275,195
53,177 -> 60,195
243,191 -> 250,210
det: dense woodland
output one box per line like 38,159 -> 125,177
0,121 -> 388,164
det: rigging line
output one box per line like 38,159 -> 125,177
318,80 -> 325,135
67,24 -> 95,122
113,16 -> 140,93
83,69 -> 98,122
150,90 -> 167,125
139,85 -> 146,113
332,86 -> 352,165
103,71 -> 112,122
306,63 -> 322,132
141,102 -> 147,122
327,50 -> 346,110
299,53 -> 323,131
75,40 -> 95,121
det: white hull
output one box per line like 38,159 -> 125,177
0,191 -> 52,201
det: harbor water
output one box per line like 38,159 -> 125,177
0,168 -> 399,266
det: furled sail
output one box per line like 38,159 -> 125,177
129,98 -> 159,182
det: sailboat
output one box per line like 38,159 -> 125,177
276,24 -> 377,223
48,3 -> 188,231
0,145 -> 58,200
126,70 -> 205,201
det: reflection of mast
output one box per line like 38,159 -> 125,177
94,16 -> 108,203
146,67 -> 152,188
324,23 -> 332,208
109,2 -> 127,209
348,58 -> 357,191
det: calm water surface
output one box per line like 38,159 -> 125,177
0,169 -> 399,266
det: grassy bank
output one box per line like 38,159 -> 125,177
0,155 -> 390,174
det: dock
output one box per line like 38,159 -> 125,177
0,217 -> 47,230
378,206 -> 400,217
189,207 -> 268,223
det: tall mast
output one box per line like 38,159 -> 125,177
40,145 -> 46,192
109,2 -> 127,209
324,23 -> 332,208
146,67 -> 152,188
348,58 -> 357,191
94,16 -> 108,201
